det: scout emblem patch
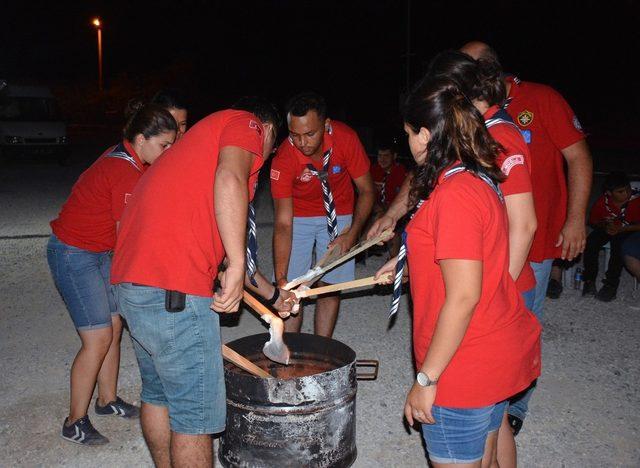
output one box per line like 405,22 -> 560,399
517,110 -> 534,127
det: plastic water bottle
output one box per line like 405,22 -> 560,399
573,267 -> 583,289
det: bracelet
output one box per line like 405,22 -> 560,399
266,287 -> 280,306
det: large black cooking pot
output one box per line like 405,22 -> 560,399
219,332 -> 358,468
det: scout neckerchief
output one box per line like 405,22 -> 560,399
303,125 -> 339,241
105,141 -> 143,172
388,165 -> 504,318
246,201 -> 258,286
604,189 -> 640,227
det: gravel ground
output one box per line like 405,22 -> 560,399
1,150 -> 639,467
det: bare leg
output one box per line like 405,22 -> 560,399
97,314 -> 123,405
284,304 -> 303,333
141,402 -> 171,468
314,285 -> 340,337
481,430 -> 500,468
625,255 -> 640,280
171,433 -> 213,468
496,412 -> 517,468
68,327 -> 113,422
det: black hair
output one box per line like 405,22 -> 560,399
377,139 -> 399,154
285,91 -> 327,120
427,50 -> 506,107
123,99 -> 177,142
151,88 -> 188,111
231,96 -> 282,134
603,171 -> 630,192
403,76 -> 504,203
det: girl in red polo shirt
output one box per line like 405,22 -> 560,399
376,77 -> 541,466
47,103 -> 176,445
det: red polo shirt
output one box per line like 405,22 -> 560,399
505,76 -> 585,262
110,110 -> 265,297
270,121 -> 370,217
589,194 -> 640,226
51,140 -> 145,252
484,105 -> 536,293
370,162 -> 407,206
406,169 -> 541,408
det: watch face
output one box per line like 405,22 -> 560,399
417,372 -> 428,386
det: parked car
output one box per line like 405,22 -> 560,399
0,82 -> 69,164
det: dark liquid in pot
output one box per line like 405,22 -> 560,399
226,353 -> 343,379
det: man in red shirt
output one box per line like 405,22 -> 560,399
582,172 -> 640,301
271,92 -> 375,337
461,41 -> 593,322
368,142 -> 408,257
112,98 -> 293,467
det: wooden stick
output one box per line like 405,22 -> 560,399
222,344 -> 271,378
284,229 -> 394,290
294,273 -> 393,298
243,290 -> 279,321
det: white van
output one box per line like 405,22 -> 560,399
0,81 -> 69,163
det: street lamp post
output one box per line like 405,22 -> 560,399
92,18 -> 103,92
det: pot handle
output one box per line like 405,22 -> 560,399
355,359 -> 379,380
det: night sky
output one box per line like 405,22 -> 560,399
2,0 -> 639,140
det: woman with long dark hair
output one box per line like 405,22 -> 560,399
376,77 -> 541,466
47,102 -> 177,445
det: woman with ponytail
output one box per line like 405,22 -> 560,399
375,78 -> 541,466
47,102 -> 177,445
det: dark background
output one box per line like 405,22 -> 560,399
1,0 -> 639,151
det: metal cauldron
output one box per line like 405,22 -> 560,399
219,332 -> 367,468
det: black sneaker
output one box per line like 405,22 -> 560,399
582,280 -> 597,297
95,396 -> 140,419
61,416 -> 109,445
546,278 -> 563,299
596,283 -> 617,302
507,414 -> 524,437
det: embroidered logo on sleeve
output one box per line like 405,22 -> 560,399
501,155 -> 525,176
124,193 -> 132,204
270,169 -> 280,180
517,110 -> 534,127
249,120 -> 263,136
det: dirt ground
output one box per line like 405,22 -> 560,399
1,147 -> 639,467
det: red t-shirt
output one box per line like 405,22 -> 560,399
270,121 -> 370,217
589,194 -> 640,226
406,170 -> 541,408
370,162 -> 407,206
50,140 -> 145,252
505,76 -> 585,262
111,110 -> 265,297
484,105 -> 536,293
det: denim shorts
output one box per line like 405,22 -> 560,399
421,400 -> 508,464
621,231 -> 640,259
288,215 -> 355,285
46,234 -> 118,331
117,283 -> 226,435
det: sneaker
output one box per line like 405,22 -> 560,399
582,280 -> 597,297
546,278 -> 563,299
61,416 -> 109,445
507,414 -> 524,437
95,396 -> 140,419
596,283 -> 617,302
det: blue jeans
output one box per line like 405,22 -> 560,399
117,283 -> 226,434
288,215 -> 355,284
508,286 -> 542,421
421,401 -> 508,464
529,258 -> 553,322
46,234 -> 117,331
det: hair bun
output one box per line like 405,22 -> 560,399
124,98 -> 146,122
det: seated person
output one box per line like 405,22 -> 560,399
583,172 -> 640,301
368,142 -> 408,257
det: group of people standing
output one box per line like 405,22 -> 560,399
48,40 -> 594,467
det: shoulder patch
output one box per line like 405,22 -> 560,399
517,110 -> 534,127
501,155 -> 525,176
270,169 -> 280,180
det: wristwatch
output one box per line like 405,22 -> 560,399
416,372 -> 437,387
